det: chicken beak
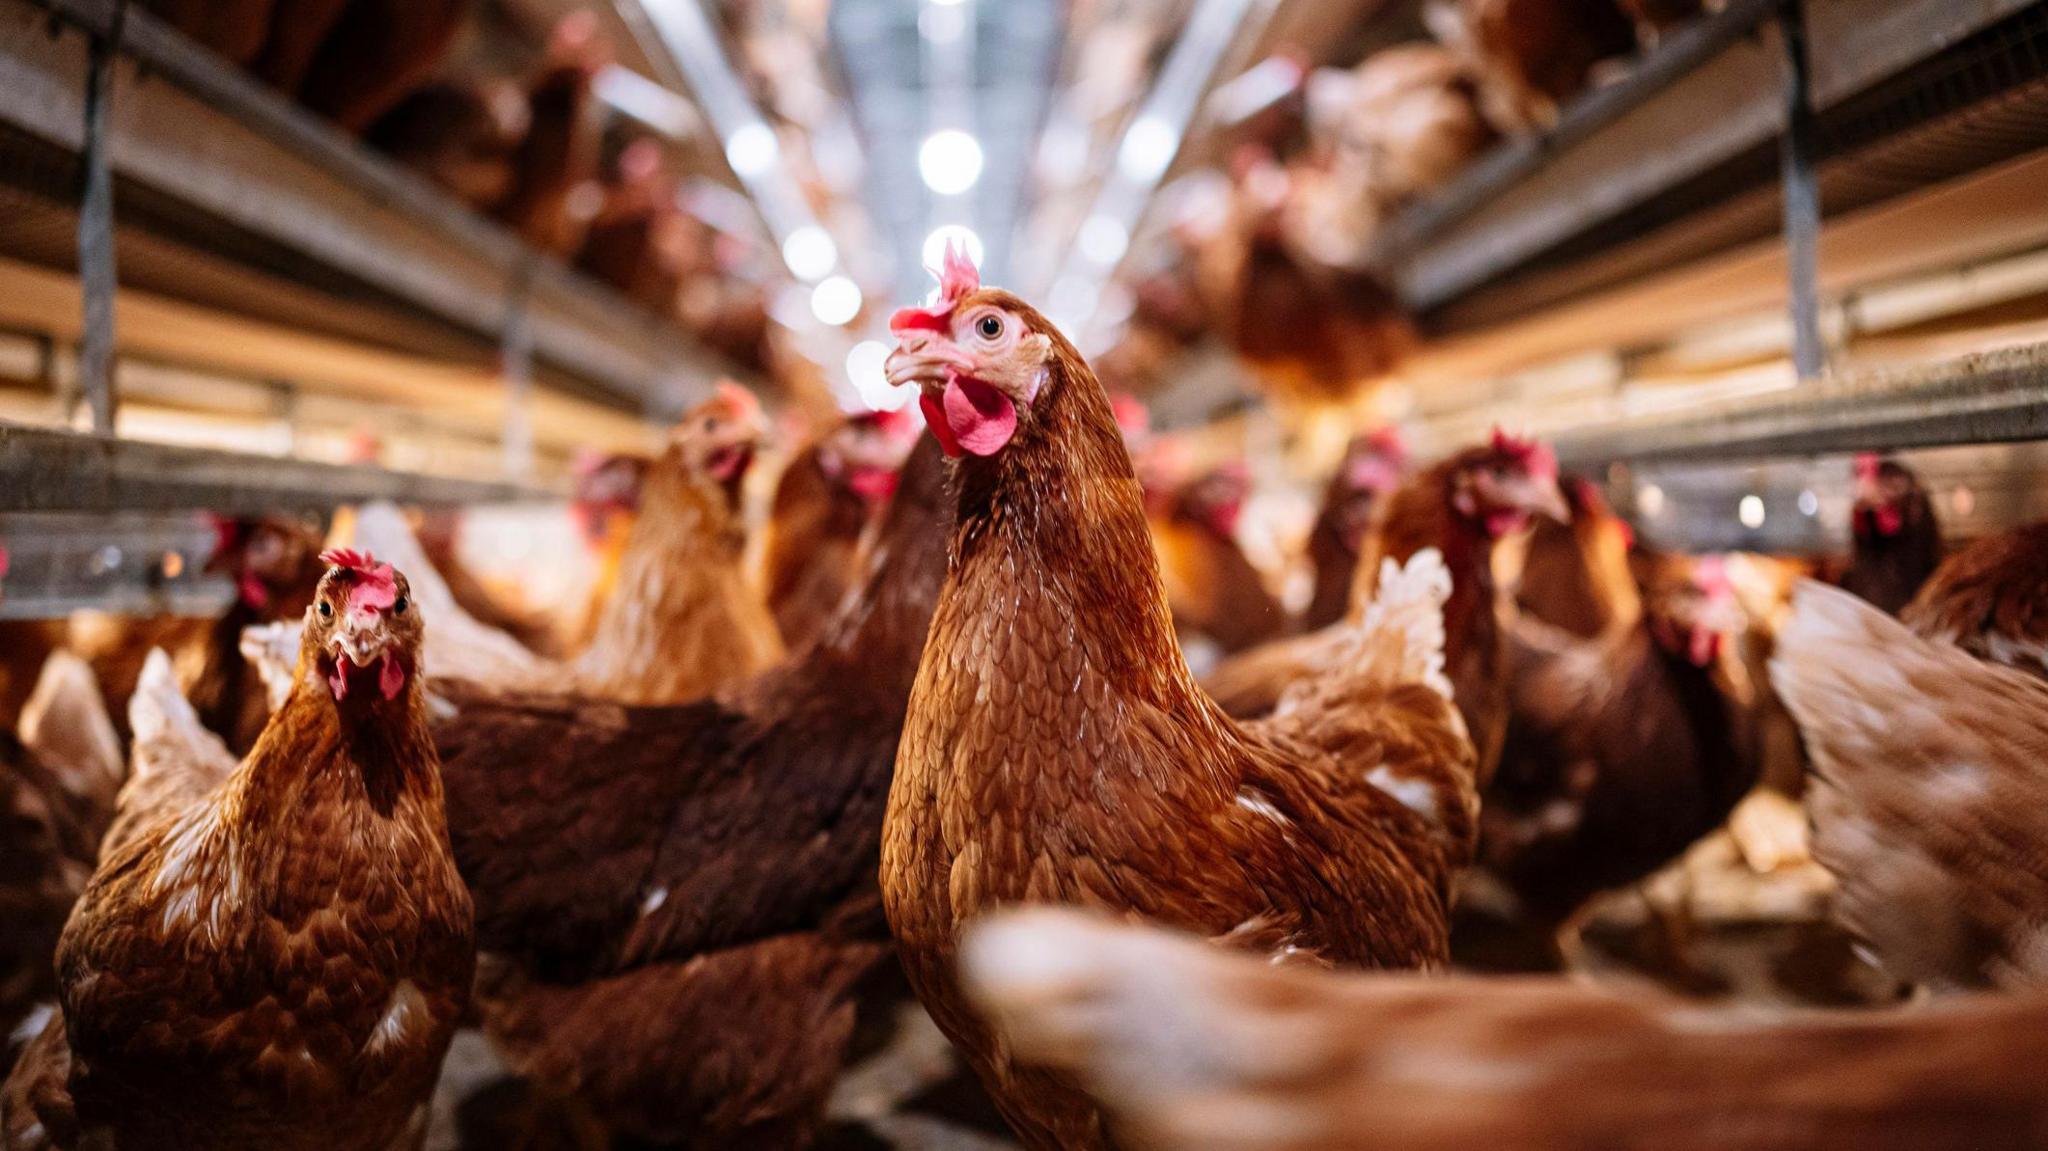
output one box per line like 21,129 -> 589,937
327,608 -> 402,702
886,334 -> 974,396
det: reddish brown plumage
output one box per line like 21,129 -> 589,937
882,289 -> 1477,1149
428,437 -> 952,1147
3,563 -> 473,1151
1433,0 -> 1637,133
1842,456 -> 1943,616
1303,431 -> 1411,632
1486,550 -> 1761,927
492,17 -> 607,257
1898,521 -> 2047,677
137,0 -> 277,64
762,413 -> 915,653
1152,466 -> 1288,654
965,908 -> 2048,1151
1204,436 -> 1569,782
293,0 -> 472,134
1773,525 -> 2048,991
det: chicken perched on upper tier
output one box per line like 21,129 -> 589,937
763,407 -> 920,652
880,247 -> 1480,1150
1428,0 -> 1636,133
962,907 -> 2048,1151
3,552 -> 473,1151
1840,454 -> 1942,616
429,437 -> 953,1148
1203,428 -> 1570,780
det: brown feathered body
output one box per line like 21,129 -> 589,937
1898,522 -> 2046,677
1435,0 -> 1636,133
965,908 -> 2048,1151
1512,476 -> 1638,639
1205,443 -> 1563,783
883,291 -> 1477,1151
366,81 -> 524,212
0,655 -> 123,1056
3,565 -> 473,1151
1841,459 -> 1942,616
1486,558 -> 1759,925
493,57 -> 603,257
567,428 -> 783,706
137,0 -> 276,64
762,442 -> 880,654
189,518 -> 329,754
1774,526 -> 2048,991
295,0 -> 471,134
1152,473 -> 1286,654
431,438 -> 952,1148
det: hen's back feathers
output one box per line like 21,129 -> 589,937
1772,580 -> 2048,990
1900,522 -> 2048,678
17,651 -> 122,823
106,649 -> 239,858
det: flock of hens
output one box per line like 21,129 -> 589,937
2,1 -> 2047,1150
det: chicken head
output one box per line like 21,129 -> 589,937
1450,427 -> 1570,538
305,548 -> 422,704
885,242 -> 1063,458
670,381 -> 767,495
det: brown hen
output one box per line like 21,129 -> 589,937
964,907 -> 2048,1151
881,253 -> 1478,1150
1204,429 -> 1570,781
3,553 -> 473,1151
763,408 -> 918,653
429,436 -> 952,1148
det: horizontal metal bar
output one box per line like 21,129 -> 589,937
1552,341 -> 2048,466
0,423 -> 558,512
1367,0 -> 1781,266
1374,0 -> 2039,311
14,0 -> 741,415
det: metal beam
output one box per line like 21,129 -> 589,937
15,0 -> 741,416
0,424 -> 556,513
1777,0 -> 1824,381
1551,341 -> 2048,466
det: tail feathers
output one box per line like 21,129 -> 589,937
1771,579 -> 2048,989
128,648 -> 234,783
19,651 -> 122,799
1281,548 -> 1453,712
348,501 -> 548,687
238,620 -> 301,716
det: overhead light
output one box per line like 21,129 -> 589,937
919,130 -> 984,195
1951,484 -> 1976,516
847,339 -> 913,410
929,0 -> 966,7
1637,483 -> 1666,518
922,225 -> 984,271
1738,494 -> 1766,529
919,3 -> 966,43
1797,489 -> 1819,517
723,122 -> 779,178
781,225 -> 838,281
811,276 -> 863,326
1118,114 -> 1179,181
1077,215 -> 1129,266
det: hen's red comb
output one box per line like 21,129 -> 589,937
889,241 -> 982,335
1695,554 -> 1733,598
1853,452 -> 1881,482
1490,427 -> 1558,482
713,380 -> 761,423
319,548 -> 398,612
1363,425 -> 1408,461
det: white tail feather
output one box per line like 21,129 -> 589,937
347,501 -> 548,686
239,620 -> 301,716
1331,548 -> 1454,699
129,648 -> 232,780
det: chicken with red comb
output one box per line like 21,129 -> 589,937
882,251 -> 1481,1149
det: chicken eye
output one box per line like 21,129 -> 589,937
977,314 -> 1003,339
318,600 -> 334,618
394,595 -> 409,615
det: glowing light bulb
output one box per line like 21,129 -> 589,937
919,130 -> 984,195
1738,494 -> 1766,529
781,225 -> 838,281
810,276 -> 863,326
723,122 -> 779,178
